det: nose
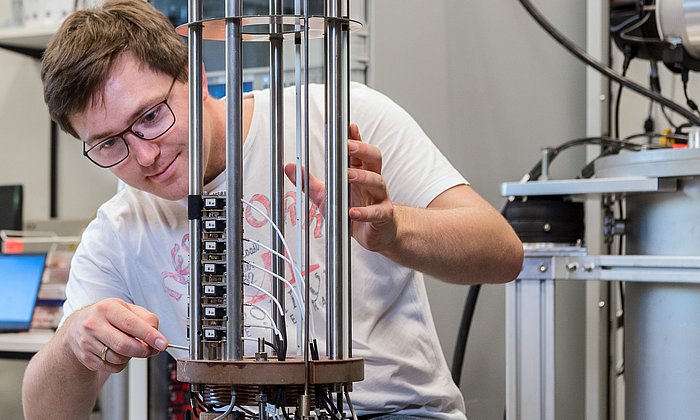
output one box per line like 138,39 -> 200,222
126,133 -> 161,167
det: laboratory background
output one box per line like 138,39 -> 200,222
1,0 -> 699,419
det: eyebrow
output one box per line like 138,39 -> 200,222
85,98 -> 161,144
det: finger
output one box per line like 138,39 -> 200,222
348,123 -> 363,141
348,203 -> 394,223
97,342 -> 132,366
348,140 -> 382,174
126,303 -> 160,329
98,302 -> 167,353
348,124 -> 364,168
284,163 -> 326,211
85,351 -> 129,374
348,168 -> 389,200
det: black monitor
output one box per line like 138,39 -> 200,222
0,185 -> 23,232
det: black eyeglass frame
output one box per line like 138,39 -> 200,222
82,77 -> 178,169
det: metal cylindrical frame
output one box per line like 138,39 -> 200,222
185,0 -> 357,412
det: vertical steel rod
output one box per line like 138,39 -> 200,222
270,0 -> 287,358
225,0 -> 245,361
343,0 -> 352,360
302,0 -> 312,399
294,0 -> 304,356
325,0 -> 351,360
188,0 -> 204,361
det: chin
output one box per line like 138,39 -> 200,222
142,182 -> 189,201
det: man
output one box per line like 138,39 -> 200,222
22,1 -> 523,419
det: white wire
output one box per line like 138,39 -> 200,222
241,198 -> 299,281
244,237 -> 306,295
242,198 -> 307,323
344,389 -> 358,420
243,280 -> 284,317
244,261 -> 305,320
245,303 -> 283,340
212,388 -> 236,420
243,243 -> 318,343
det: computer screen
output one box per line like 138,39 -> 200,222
0,253 -> 46,332
0,185 -> 23,231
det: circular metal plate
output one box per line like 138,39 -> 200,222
594,148 -> 700,178
175,15 -> 363,42
177,356 -> 364,385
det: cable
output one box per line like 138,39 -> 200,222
244,303 -> 284,340
241,336 -> 279,354
618,12 -> 668,46
681,69 -> 700,117
241,199 -> 309,349
344,388 -> 359,420
242,198 -> 299,285
244,261 -> 306,317
212,388 -> 237,420
649,60 -> 679,129
244,237 -> 307,298
517,0 -> 700,125
243,280 -> 285,317
451,284 -> 481,386
524,136 -> 648,182
615,52 -> 634,140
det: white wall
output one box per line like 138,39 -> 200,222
366,1 -> 587,419
0,39 -> 116,222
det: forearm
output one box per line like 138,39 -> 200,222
380,204 -> 523,284
22,327 -> 106,419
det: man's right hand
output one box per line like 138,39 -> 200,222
63,298 -> 168,373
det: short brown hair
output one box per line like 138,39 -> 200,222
41,0 -> 188,138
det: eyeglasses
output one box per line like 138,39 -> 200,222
83,77 -> 177,168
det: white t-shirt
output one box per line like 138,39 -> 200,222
65,83 -> 467,419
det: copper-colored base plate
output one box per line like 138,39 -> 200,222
177,356 -> 364,385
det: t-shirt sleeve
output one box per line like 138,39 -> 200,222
60,209 -> 132,327
350,84 -> 467,208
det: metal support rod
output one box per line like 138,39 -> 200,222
269,0 -> 287,359
294,0 -> 304,357
302,0 -> 312,400
325,0 -> 351,360
540,147 -> 552,181
188,0 -> 204,361
225,0 -> 245,361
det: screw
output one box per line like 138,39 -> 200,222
566,262 -> 578,272
539,264 -> 548,273
543,223 -> 552,232
584,263 -> 595,272
598,301 -> 606,308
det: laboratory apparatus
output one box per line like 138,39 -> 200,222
175,1 -> 364,418
503,1 -> 700,419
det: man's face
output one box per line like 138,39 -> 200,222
71,52 -> 196,201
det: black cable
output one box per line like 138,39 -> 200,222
517,0 -> 700,125
649,61 -> 678,129
615,53 -> 634,140
264,338 -> 279,354
681,69 -> 700,117
624,131 -> 687,142
451,284 -> 482,386
618,12 -> 668,46
525,136 -> 648,182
